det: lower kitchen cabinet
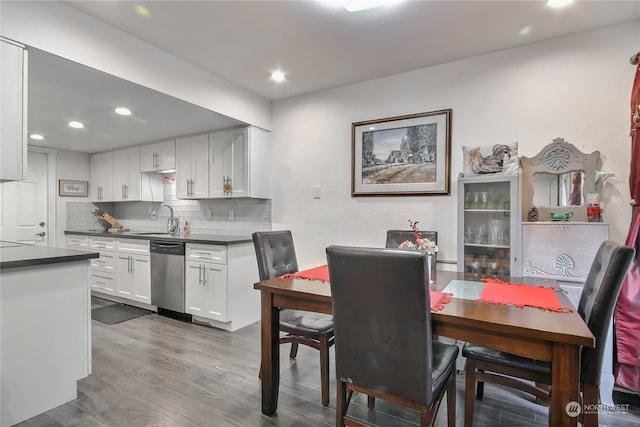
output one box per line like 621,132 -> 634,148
116,238 -> 151,304
185,242 -> 259,331
87,236 -> 117,296
185,260 -> 228,322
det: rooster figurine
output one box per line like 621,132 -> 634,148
467,144 -> 513,174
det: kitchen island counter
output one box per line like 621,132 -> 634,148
0,242 -> 99,268
1,242 -> 96,427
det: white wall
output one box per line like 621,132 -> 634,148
1,1 -> 271,131
271,21 -> 640,269
55,150 -> 90,245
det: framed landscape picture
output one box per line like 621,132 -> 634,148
351,109 -> 452,196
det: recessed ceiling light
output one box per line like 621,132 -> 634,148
547,0 -> 573,9
270,70 -> 286,83
68,121 -> 84,129
115,107 -> 132,116
322,0 -> 404,12
30,134 -> 45,140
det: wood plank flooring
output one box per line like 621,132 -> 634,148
15,297 -> 640,427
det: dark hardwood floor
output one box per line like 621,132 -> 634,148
16,297 -> 640,426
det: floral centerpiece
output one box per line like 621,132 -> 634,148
399,220 -> 438,283
399,220 -> 438,254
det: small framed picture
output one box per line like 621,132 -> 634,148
59,180 -> 88,197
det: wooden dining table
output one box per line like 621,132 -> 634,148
254,269 -> 595,427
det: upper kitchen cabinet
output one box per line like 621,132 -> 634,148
176,133 -> 209,199
140,139 -> 176,172
209,126 -> 271,199
90,151 -> 114,201
114,146 -> 162,202
1,38 -> 28,182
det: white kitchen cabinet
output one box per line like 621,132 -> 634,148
140,139 -> 176,172
114,146 -> 162,201
90,152 -> 114,201
176,133 -> 210,199
65,234 -> 89,249
116,238 -> 151,304
186,259 -> 228,322
457,174 -> 521,276
185,244 -> 228,322
0,38 -> 28,182
185,242 -> 259,331
209,126 -> 271,199
88,236 -> 117,295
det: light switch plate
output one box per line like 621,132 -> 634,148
206,209 -> 212,220
228,209 -> 235,221
313,185 -> 321,199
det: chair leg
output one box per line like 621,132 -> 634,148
447,371 -> 456,427
581,382 -> 599,427
367,395 -> 375,409
464,360 -> 477,427
319,336 -> 330,406
336,380 -> 347,427
289,342 -> 299,359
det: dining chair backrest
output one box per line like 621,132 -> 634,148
385,230 -> 438,249
577,240 -> 634,385
252,231 -> 299,281
326,245 -> 434,405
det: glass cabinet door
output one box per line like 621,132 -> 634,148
457,174 -> 521,276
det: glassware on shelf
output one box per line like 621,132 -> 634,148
488,219 -> 504,245
488,193 -> 503,209
480,192 -> 489,209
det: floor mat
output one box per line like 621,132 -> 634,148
91,304 -> 152,325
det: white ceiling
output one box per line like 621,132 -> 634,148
28,0 -> 640,154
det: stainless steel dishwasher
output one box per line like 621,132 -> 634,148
150,240 -> 190,320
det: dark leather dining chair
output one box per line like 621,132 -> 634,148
252,230 -> 334,406
326,245 -> 458,427
386,229 -> 438,264
462,240 -> 634,427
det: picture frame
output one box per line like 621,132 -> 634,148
352,109 -> 452,196
59,180 -> 88,197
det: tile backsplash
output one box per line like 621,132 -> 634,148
66,173 -> 272,235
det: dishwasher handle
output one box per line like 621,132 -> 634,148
150,241 -> 185,255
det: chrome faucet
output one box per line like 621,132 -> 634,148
150,203 -> 179,234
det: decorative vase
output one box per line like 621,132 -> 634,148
587,193 -> 601,222
426,252 -> 435,284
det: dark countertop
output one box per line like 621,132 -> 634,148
0,242 -> 99,269
64,230 -> 253,245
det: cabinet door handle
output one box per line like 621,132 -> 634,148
198,264 -> 202,285
202,265 -> 207,286
130,256 -> 135,273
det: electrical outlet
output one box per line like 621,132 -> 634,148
206,209 -> 212,220
228,209 -> 235,221
313,185 -> 321,199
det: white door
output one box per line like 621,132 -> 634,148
0,151 -> 49,244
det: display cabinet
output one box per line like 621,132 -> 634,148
457,174 -> 521,276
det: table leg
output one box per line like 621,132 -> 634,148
550,343 -> 580,427
261,292 -> 280,415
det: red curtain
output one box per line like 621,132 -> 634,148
614,53 -> 640,393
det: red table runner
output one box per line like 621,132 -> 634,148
281,265 -> 452,312
478,278 -> 571,312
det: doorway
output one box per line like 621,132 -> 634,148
0,147 -> 56,246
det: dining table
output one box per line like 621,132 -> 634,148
254,268 -> 595,427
